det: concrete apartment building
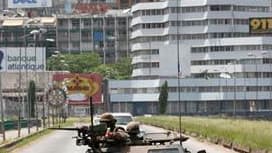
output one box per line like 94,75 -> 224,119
0,10 -> 131,63
108,0 -> 272,115
2,0 -> 272,117
56,10 -> 131,63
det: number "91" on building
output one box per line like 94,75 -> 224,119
250,18 -> 272,34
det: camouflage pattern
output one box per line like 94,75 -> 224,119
126,121 -> 140,134
99,112 -> 129,143
100,112 -> 117,122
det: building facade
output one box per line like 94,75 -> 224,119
86,0 -> 133,9
56,10 -> 131,63
109,0 -> 272,116
0,0 -> 67,16
0,10 -> 131,63
0,0 -> 7,10
0,16 -> 57,57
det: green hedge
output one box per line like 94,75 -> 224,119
0,120 -> 41,131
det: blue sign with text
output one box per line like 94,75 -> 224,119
8,0 -> 52,8
13,0 -> 37,4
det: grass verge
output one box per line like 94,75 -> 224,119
137,116 -> 272,151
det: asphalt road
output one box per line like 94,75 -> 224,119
12,125 -> 238,153
11,130 -> 89,153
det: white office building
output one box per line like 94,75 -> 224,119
56,10 -> 131,63
109,0 -> 272,116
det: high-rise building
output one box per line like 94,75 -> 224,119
0,17 -> 57,55
56,10 -> 131,63
0,0 -> 7,10
130,0 -> 272,79
108,0 -> 272,115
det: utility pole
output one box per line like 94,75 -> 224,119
0,70 -> 5,141
176,0 -> 182,145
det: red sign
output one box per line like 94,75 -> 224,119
53,73 -> 103,105
74,3 -> 110,14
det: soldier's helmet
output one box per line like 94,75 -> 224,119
100,113 -> 117,123
126,121 -> 140,134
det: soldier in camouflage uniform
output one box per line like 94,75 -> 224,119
126,121 -> 144,145
99,112 -> 130,153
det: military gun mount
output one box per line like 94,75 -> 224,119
50,124 -> 206,153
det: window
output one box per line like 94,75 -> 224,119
210,5 -> 231,11
71,19 -> 80,29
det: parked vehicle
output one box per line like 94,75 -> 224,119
112,112 -> 134,130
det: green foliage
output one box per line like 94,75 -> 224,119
47,52 -> 101,73
111,58 -> 133,79
137,116 -> 272,151
93,64 -> 119,79
158,81 -> 168,114
47,53 -> 132,80
27,80 -> 36,118
66,53 -> 102,73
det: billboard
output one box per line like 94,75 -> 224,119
0,47 -> 46,72
8,0 -> 52,8
249,18 -> 272,34
53,73 -> 103,105
74,3 -> 109,14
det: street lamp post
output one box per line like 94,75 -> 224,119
29,28 -> 47,131
58,59 -> 66,127
0,29 -> 6,141
42,38 -> 55,128
30,30 -> 39,132
0,68 -> 5,141
17,47 -> 23,137
103,17 -> 106,64
175,0 -> 183,145
50,51 -> 65,126
24,29 -> 30,135
34,32 -> 39,132
22,27 -> 41,134
45,38 -> 55,57
50,52 -> 59,126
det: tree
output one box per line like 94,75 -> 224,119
158,81 -> 168,114
111,57 -> 132,80
65,53 -> 101,73
47,52 -> 101,73
27,80 -> 36,118
46,53 -> 132,79
93,64 -> 119,79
